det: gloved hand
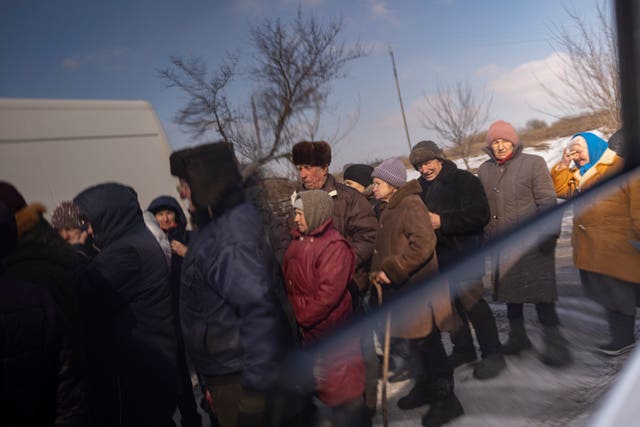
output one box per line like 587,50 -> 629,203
237,387 -> 265,427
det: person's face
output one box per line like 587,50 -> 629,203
58,228 -> 88,245
297,164 -> 328,190
293,208 -> 308,234
343,179 -> 365,194
154,209 -> 177,231
177,179 -> 195,212
490,138 -> 515,161
570,139 -> 590,166
372,177 -> 397,202
418,159 -> 444,182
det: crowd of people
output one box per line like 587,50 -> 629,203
1,120 -> 638,427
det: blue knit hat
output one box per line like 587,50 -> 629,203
372,158 -> 407,188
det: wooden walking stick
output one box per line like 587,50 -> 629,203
372,280 -> 390,427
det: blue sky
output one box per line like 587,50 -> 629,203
0,0 -> 609,171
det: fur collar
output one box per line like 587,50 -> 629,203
15,203 -> 46,238
578,148 -> 619,188
388,180 -> 422,209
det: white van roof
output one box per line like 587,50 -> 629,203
0,98 -> 182,214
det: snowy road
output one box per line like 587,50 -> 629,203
372,207 -> 636,427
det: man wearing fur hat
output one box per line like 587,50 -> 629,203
170,142 -> 288,427
290,141 -> 377,277
409,140 -> 505,380
290,140 -> 379,414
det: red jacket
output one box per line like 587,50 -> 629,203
283,218 -> 364,406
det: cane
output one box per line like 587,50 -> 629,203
372,280 -> 390,427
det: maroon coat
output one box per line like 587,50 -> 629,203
282,218 -> 365,407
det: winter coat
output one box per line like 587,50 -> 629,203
283,218 -> 364,407
180,201 -> 285,390
1,272 -> 86,426
478,144 -> 559,303
551,148 -> 640,284
147,195 -> 192,316
284,174 -> 378,293
417,160 -> 490,308
74,183 -> 178,426
371,180 -> 453,338
4,204 -> 85,326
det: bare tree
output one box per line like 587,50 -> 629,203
421,81 -> 492,170
159,11 -> 366,175
541,1 -> 620,131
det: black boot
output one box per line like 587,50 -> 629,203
539,325 -> 572,367
420,378 -> 464,427
502,318 -> 532,355
448,317 -> 477,369
466,300 -> 505,379
397,380 -> 434,410
596,310 -> 636,356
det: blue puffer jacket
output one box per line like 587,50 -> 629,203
181,201 -> 284,390
74,183 -> 178,426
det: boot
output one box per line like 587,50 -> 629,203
502,318 -> 532,355
596,310 -> 636,356
473,353 -> 506,380
420,378 -> 464,427
448,317 -> 477,369
397,381 -> 434,410
539,325 -> 572,367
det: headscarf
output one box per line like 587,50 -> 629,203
571,132 -> 609,175
296,190 -> 333,234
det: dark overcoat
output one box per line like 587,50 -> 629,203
478,145 -> 559,303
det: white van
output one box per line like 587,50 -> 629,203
0,98 -> 182,213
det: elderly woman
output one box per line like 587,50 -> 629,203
478,120 -> 571,368
369,158 -> 462,426
282,189 -> 367,426
550,131 -> 640,356
147,195 -> 201,427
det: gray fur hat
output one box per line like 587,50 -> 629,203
409,140 -> 446,169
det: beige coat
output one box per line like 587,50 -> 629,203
551,149 -> 640,284
370,180 -> 452,338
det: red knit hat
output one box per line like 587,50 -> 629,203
486,120 -> 519,145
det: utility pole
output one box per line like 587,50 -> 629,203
389,46 -> 412,150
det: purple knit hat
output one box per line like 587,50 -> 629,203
372,158 -> 407,188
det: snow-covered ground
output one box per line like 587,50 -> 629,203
186,130 -> 632,427
374,129 -> 634,427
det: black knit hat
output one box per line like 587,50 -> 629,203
343,163 -> 374,188
291,141 -> 332,166
409,140 -> 446,170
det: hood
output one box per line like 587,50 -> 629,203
74,182 -> 142,249
148,195 -> 187,229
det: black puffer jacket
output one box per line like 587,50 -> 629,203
74,183 -> 178,427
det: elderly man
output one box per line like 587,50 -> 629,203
290,140 -> 379,415
409,140 -> 505,380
